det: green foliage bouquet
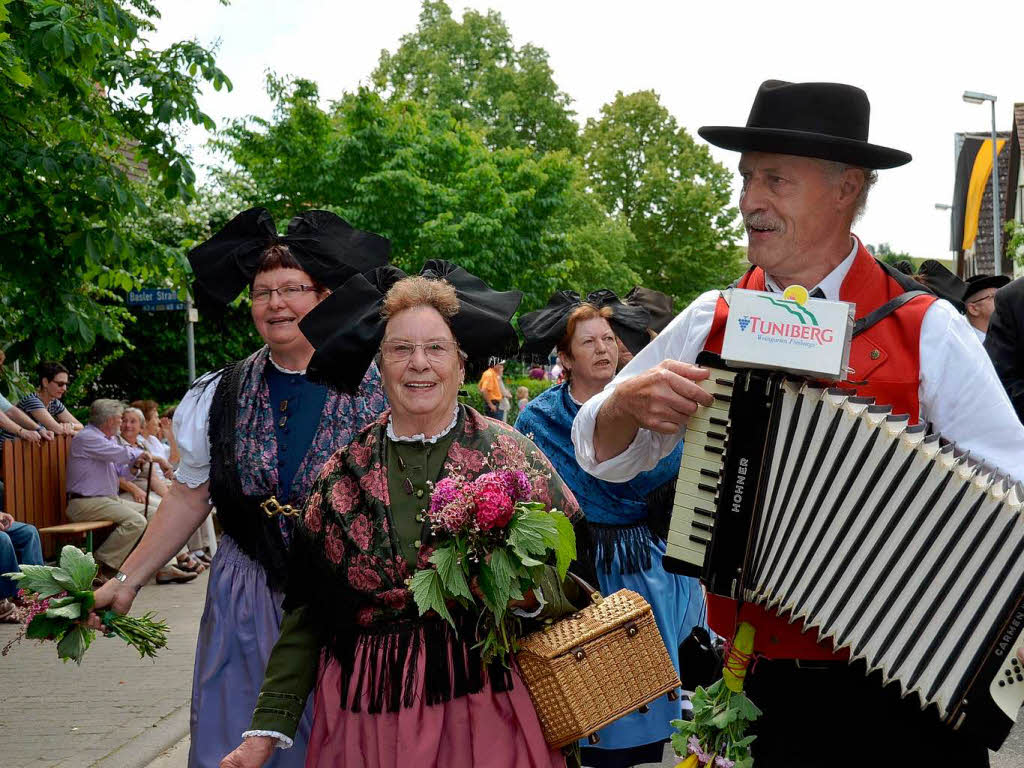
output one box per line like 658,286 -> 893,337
2,546 -> 168,664
411,450 -> 576,667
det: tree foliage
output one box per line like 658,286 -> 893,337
0,0 -> 231,368
582,90 -> 744,306
218,80 -> 589,309
371,0 -> 578,154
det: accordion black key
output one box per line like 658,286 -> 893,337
663,364 -> 1024,749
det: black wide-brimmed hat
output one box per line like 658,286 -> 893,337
698,80 -> 911,169
624,285 -> 675,334
187,207 -> 391,312
518,289 -> 651,357
300,260 -> 522,393
963,273 -> 1011,303
916,260 -> 966,312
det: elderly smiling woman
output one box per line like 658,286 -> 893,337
221,262 -> 593,768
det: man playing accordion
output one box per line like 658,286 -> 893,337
571,80 -> 1024,767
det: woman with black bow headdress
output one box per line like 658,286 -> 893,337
91,208 -> 390,767
220,262 -> 594,768
516,291 -> 707,768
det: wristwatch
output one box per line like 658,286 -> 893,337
114,571 -> 142,594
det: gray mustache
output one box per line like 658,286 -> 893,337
744,214 -> 782,232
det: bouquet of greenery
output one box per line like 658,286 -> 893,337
671,622 -> 762,768
410,443 -> 576,666
2,545 -> 168,664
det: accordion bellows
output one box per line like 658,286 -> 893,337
666,365 -> 1024,748
517,589 -> 681,748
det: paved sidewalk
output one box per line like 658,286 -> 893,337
1,571 -> 208,768
3,564 -> 1022,768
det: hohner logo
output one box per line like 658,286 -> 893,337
994,608 -> 1024,657
730,458 -> 749,515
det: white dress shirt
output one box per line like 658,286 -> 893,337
572,239 -> 1024,484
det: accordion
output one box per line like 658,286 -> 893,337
663,358 -> 1024,749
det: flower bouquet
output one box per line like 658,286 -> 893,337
671,622 -> 762,768
410,444 -> 576,666
2,545 -> 168,664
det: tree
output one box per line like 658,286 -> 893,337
582,90 -> 745,306
0,0 -> 231,375
371,0 -> 578,154
218,80 -> 589,310
866,242 -> 914,268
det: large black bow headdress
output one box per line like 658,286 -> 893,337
517,289 -> 651,358
300,260 -> 523,393
187,207 -> 391,311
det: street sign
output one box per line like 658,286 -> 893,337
127,288 -> 186,312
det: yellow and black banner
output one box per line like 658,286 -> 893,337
951,136 -> 1008,252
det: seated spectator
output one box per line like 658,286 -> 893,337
65,399 -> 196,585
160,405 -> 180,466
118,407 -> 173,498
0,510 -> 43,622
0,350 -> 54,451
516,385 -> 530,412
131,399 -> 172,464
17,362 -> 83,435
118,406 -> 204,574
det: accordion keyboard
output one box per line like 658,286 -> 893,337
665,370 -> 737,575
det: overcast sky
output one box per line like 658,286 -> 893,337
150,0 -> 1024,264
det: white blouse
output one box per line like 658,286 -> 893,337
171,371 -> 222,489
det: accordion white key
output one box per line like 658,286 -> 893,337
664,359 -> 1024,749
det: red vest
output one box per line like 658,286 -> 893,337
702,241 -> 936,659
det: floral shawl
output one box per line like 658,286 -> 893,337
285,404 -> 585,713
207,346 -> 387,588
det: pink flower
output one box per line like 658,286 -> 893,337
324,524 -> 345,564
473,473 -> 515,530
379,588 -> 409,611
714,757 -> 735,768
304,498 -> 323,534
429,477 -> 462,514
447,443 -> 486,473
348,565 -> 382,592
490,434 -> 528,472
356,606 -> 377,626
348,442 -> 372,468
331,476 -> 360,516
349,514 -> 373,551
501,470 -> 531,501
359,463 -> 390,504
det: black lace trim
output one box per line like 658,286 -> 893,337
207,360 -> 291,590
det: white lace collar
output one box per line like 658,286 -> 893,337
267,353 -> 306,375
387,406 -> 459,444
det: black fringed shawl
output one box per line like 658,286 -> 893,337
283,405 -> 595,713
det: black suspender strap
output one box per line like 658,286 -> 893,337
853,290 -> 931,337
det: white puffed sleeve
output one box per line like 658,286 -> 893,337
172,371 -> 221,489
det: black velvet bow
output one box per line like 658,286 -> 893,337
187,207 -> 391,312
517,289 -> 651,357
301,261 -> 523,394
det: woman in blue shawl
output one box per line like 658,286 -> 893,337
515,291 -> 706,768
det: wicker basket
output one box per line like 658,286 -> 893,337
517,588 -> 681,748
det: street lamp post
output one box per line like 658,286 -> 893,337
963,90 -> 1002,275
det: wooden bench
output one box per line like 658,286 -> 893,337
1,434 -> 114,558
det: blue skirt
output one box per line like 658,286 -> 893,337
583,535 -> 705,752
188,535 -> 312,768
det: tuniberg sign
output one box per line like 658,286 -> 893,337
720,288 -> 854,380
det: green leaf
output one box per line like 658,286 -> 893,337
732,693 -> 762,721
508,509 -> 554,559
430,544 -> 471,602
59,545 -> 97,592
547,511 -> 576,580
409,568 -> 454,627
26,613 -> 73,640
8,565 -> 67,598
56,625 -> 93,665
46,595 -> 78,608
46,601 -> 82,620
479,556 -> 513,622
710,707 -> 738,729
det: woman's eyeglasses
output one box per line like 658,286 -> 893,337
380,340 -> 459,363
252,284 -> 317,303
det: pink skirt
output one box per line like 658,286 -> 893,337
305,641 -> 564,768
